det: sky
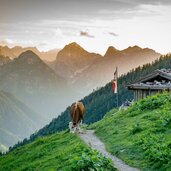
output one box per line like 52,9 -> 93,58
0,0 -> 171,55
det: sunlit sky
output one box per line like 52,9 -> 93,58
0,0 -> 171,55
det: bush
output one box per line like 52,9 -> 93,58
130,123 -> 142,135
137,134 -> 171,168
128,93 -> 171,116
153,102 -> 171,133
71,149 -> 116,171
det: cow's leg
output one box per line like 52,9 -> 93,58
69,122 -> 73,133
69,122 -> 77,133
76,124 -> 80,132
76,120 -> 83,133
73,126 -> 77,133
80,120 -> 82,126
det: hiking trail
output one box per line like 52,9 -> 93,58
79,130 -> 140,171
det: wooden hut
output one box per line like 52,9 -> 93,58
127,69 -> 171,101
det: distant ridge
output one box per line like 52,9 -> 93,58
61,42 -> 86,52
0,50 -> 76,120
0,90 -> 44,149
0,45 -> 60,61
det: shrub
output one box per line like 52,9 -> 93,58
128,93 -> 171,116
137,134 -> 171,168
130,123 -> 142,135
71,149 -> 116,171
154,102 -> 171,132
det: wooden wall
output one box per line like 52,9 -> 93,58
134,89 -> 162,101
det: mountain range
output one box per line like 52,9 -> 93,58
0,45 -> 60,61
50,42 -> 161,95
0,50 -> 77,119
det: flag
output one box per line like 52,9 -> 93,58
112,67 -> 118,93
112,80 -> 117,93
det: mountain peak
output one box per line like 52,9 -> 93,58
17,50 -> 41,64
18,50 -> 38,57
0,45 -> 10,50
106,46 -> 118,53
104,46 -> 120,57
131,45 -> 142,50
62,42 -> 86,52
123,45 -> 142,53
68,42 -> 81,47
56,42 -> 88,61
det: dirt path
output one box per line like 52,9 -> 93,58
79,130 -> 140,171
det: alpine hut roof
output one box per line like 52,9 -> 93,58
127,69 -> 171,90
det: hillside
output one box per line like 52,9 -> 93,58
10,54 -> 171,151
0,50 -> 76,119
0,131 -> 116,171
90,93 -> 171,171
0,91 -> 45,149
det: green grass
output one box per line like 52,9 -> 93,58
90,93 -> 171,171
0,131 -> 116,171
1,93 -> 171,171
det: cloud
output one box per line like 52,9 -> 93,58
0,39 -> 16,47
54,28 -> 63,38
0,0 -> 170,54
38,42 -> 48,47
108,32 -> 118,37
0,38 -> 35,48
1,0 -> 171,24
80,31 -> 95,38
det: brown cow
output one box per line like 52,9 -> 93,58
70,101 -> 85,133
